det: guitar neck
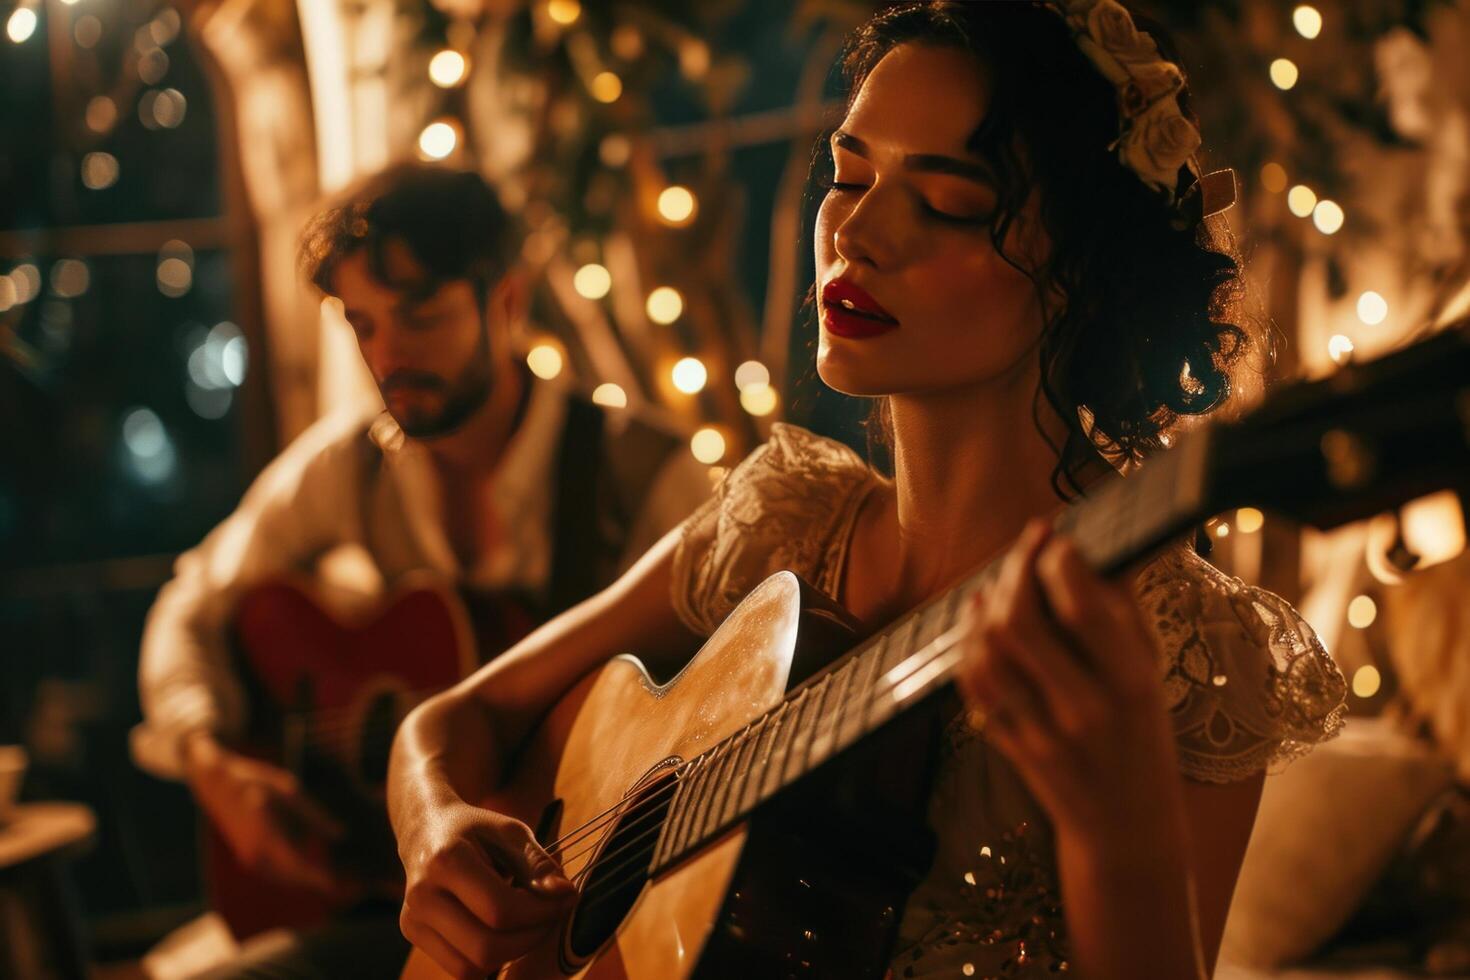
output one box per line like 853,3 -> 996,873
650,427 -> 1216,874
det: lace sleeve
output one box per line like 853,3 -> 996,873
1136,548 -> 1348,784
669,423 -> 874,638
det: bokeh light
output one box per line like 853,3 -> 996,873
657,186 -> 697,225
1347,595 -> 1377,629
50,259 -> 89,299
546,0 -> 581,26
734,360 -> 770,391
86,97 -> 118,134
1356,291 -> 1388,326
1327,334 -> 1354,364
1269,58 -> 1299,90
429,50 -> 468,88
671,357 -> 707,394
418,121 -> 458,160
573,263 -> 612,300
690,427 -> 726,464
646,286 -> 684,325
740,383 -> 778,417
82,152 -> 119,190
1351,665 -> 1381,699
591,382 -> 627,408
527,344 -> 564,380
1313,200 -> 1344,234
1259,162 -> 1287,194
1287,185 -> 1317,217
590,71 -> 623,104
1236,507 -> 1264,533
1293,5 -> 1323,39
6,8 -> 37,44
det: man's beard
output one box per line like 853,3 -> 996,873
382,356 -> 493,439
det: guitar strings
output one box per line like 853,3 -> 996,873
545,628 -> 972,921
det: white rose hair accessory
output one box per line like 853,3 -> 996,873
1047,0 -> 1236,228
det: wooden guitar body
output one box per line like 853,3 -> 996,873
404,571 -> 941,980
211,576 -> 475,939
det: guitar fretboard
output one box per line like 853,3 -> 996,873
648,428 -> 1213,875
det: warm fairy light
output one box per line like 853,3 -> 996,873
81,152 -> 119,190
690,427 -> 726,464
1400,490 -> 1467,568
740,383 -> 778,417
417,121 -> 458,160
1269,58 -> 1299,90
428,50 -> 468,88
86,97 -> 118,134
7,8 -> 37,44
1357,291 -> 1388,326
591,382 -> 627,408
1352,665 -> 1381,699
0,275 -> 15,313
962,966 -> 976,978
573,263 -> 612,300
1347,595 -> 1377,629
1236,507 -> 1265,533
646,286 -> 684,324
671,357 -> 707,394
1293,5 -> 1323,39
526,344 -> 564,380
599,134 -> 631,168
657,186 -> 697,225
1286,185 -> 1317,217
1327,334 -> 1355,364
50,259 -> 89,299
1260,162 -> 1288,194
1215,522 -> 1231,538
679,39 -> 711,80
546,0 -> 581,25
73,14 -> 100,48
157,257 -> 192,297
590,71 -> 623,104
1313,200 -> 1345,235
9,264 -> 39,304
734,360 -> 770,391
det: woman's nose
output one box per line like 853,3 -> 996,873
832,188 -> 905,270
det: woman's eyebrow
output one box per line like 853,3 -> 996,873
832,130 -> 994,183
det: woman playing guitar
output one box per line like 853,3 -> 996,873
388,4 -> 1347,978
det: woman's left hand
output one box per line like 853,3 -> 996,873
956,518 -> 1186,852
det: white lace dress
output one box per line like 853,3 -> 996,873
671,423 -> 1348,980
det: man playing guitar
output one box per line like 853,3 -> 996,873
131,163 -> 709,978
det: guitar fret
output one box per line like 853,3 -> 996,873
753,699 -> 792,804
786,673 -> 833,783
808,657 -> 857,765
702,727 -> 753,840
717,722 -> 761,828
691,739 -> 737,841
736,711 -> 775,814
764,689 -> 810,799
668,753 -> 712,857
654,769 -> 696,867
845,637 -> 888,745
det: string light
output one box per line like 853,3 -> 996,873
1286,185 -> 1317,217
50,259 -> 89,299
646,286 -> 683,324
1313,200 -> 1344,235
0,275 -> 15,313
1347,595 -> 1377,629
73,15 -> 100,48
1269,58 -> 1299,90
1293,5 -> 1323,39
1259,162 -> 1287,194
1351,665 -> 1381,699
740,383 -> 778,417
1215,522 -> 1231,538
573,263 -> 612,300
599,135 -> 631,168
657,186 -> 697,225
590,71 -> 623,104
591,382 -> 627,408
690,427 -> 726,464
81,152 -> 119,190
86,97 -> 118,134
546,0 -> 581,26
418,121 -> 458,160
1327,334 -> 1354,363
1236,507 -> 1264,533
6,8 -> 37,44
1356,291 -> 1387,326
671,357 -> 707,394
157,257 -> 192,297
526,344 -> 564,380
734,360 -> 769,391
9,264 -> 40,304
428,50 -> 468,88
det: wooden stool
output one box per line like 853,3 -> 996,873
0,803 -> 97,980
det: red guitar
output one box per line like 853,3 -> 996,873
208,576 -> 480,939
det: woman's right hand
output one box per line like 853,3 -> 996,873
397,797 -> 577,978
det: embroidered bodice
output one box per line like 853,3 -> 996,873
670,423 -> 1347,979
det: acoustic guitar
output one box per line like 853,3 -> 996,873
402,323 -> 1470,979
208,576 -> 478,939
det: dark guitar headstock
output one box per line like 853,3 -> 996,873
1205,319 -> 1470,533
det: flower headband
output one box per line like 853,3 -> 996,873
1047,0 -> 1236,227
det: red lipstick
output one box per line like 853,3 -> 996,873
821,279 -> 899,339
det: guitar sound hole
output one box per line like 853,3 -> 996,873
565,771 -> 676,961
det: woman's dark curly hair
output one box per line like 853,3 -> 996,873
834,1 -> 1264,497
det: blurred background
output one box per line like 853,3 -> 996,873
0,0 -> 1468,976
